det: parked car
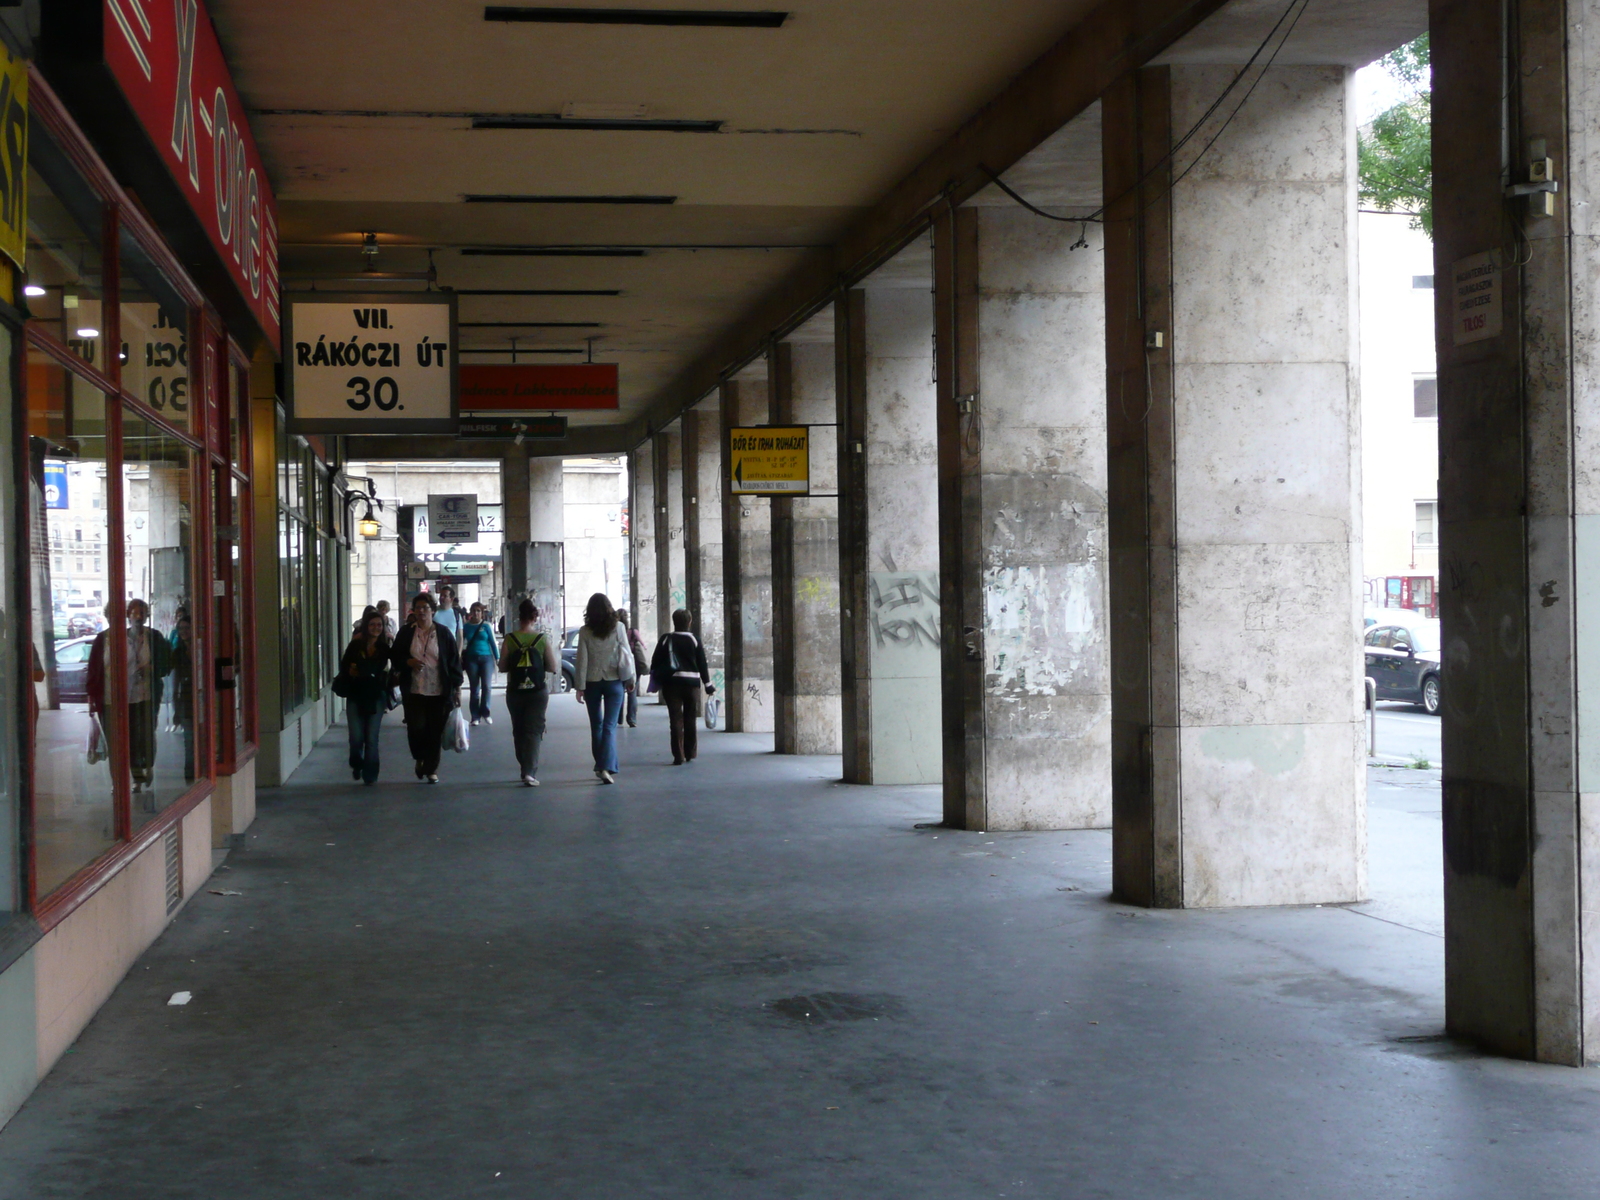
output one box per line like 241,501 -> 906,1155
558,627 -> 578,692
1363,605 -> 1430,630
1364,619 -> 1441,714
51,635 -> 94,703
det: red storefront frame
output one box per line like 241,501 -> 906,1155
23,72 -> 257,930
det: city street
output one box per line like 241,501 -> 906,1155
1371,703 -> 1441,766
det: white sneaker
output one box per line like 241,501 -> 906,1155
426,774 -> 439,784
522,775 -> 539,787
599,770 -> 615,785
485,716 -> 493,725
471,718 -> 480,727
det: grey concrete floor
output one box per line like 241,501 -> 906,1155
1,700 -> 1597,1199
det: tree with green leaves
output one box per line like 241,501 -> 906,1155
1359,35 -> 1431,235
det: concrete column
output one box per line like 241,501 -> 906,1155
1103,64 -> 1364,908
501,452 -> 564,628
772,336 -> 842,755
933,204 -> 1110,831
653,427 -> 686,635
720,372 -> 775,732
1431,0 -> 1600,1063
628,446 -> 657,639
682,401 -> 725,693
836,282 -> 943,785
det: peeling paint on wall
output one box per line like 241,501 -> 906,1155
984,563 -> 1101,696
1197,724 -> 1307,776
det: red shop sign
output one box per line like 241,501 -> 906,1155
102,0 -> 280,348
460,364 -> 619,411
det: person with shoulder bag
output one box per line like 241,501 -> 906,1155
498,598 -> 560,787
390,593 -> 463,785
338,610 -> 392,784
461,601 -> 500,727
649,608 -> 714,766
573,592 -> 635,784
618,608 -> 648,728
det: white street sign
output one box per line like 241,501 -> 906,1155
428,494 -> 479,543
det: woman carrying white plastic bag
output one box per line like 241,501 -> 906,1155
443,704 -> 470,753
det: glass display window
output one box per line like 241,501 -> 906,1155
23,124 -> 107,377
119,230 -> 191,432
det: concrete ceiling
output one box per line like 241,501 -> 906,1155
211,0 -> 1424,444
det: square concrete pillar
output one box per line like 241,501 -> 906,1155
683,401 -> 726,692
1103,64 -> 1365,908
720,373 -> 774,732
933,204 -> 1111,831
1431,0 -> 1600,1063
629,447 -> 657,639
772,337 -> 843,755
837,285 -> 943,785
653,428 -> 686,637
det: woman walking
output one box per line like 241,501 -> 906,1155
573,592 -> 635,784
650,608 -> 714,765
390,593 -> 463,784
499,599 -> 560,786
340,610 -> 392,784
461,601 -> 500,726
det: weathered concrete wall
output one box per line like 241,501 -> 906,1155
1105,63 -> 1364,908
1431,0 -> 1600,1064
653,428 -> 687,640
863,285 -> 942,784
721,375 -> 774,732
936,204 -> 1110,830
629,447 -> 657,639
773,337 -> 842,755
684,402 -> 726,692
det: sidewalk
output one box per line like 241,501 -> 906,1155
0,701 -> 1595,1199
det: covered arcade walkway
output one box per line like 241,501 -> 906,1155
0,703 -> 1596,1198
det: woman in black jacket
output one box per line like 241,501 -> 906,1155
389,593 -> 464,784
649,607 -> 715,765
340,610 -> 392,784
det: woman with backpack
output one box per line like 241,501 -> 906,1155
498,598 -> 559,787
573,592 -> 635,784
337,610 -> 392,784
461,601 -> 500,727
649,608 -> 715,766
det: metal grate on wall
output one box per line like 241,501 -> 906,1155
163,826 -> 182,915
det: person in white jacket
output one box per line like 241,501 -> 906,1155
573,592 -> 635,783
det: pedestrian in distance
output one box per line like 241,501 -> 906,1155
499,598 -> 560,786
461,601 -> 500,726
573,592 -> 635,784
390,593 -> 463,784
433,583 -> 463,641
617,607 -> 648,728
376,598 -> 398,641
338,610 -> 392,785
650,608 -> 714,766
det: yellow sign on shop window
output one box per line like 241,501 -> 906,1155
729,425 -> 809,495
0,42 -> 24,273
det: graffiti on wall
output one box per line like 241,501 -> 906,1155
869,571 -> 939,650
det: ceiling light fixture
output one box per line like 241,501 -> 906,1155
23,284 -> 45,297
472,115 -> 722,132
462,194 -> 677,204
484,7 -> 788,27
76,327 -> 100,338
460,247 -> 646,257
455,289 -> 622,296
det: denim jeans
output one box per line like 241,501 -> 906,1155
347,704 -> 384,783
583,679 -> 626,773
464,654 -> 495,721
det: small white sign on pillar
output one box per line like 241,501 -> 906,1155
428,494 -> 479,543
1451,250 -> 1503,345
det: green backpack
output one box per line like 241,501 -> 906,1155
506,632 -> 548,692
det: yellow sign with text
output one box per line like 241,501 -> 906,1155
729,425 -> 809,495
0,42 -> 24,274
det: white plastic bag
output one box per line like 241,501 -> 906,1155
443,706 -> 469,753
86,715 -> 109,764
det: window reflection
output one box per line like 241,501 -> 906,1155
27,351 -> 116,896
121,411 -> 198,822
24,125 -> 105,372
119,231 -> 190,431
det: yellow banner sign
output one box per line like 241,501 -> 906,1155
0,42 -> 25,274
729,425 -> 809,495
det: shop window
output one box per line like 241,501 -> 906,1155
119,230 -> 191,432
1415,500 -> 1438,547
229,363 -> 246,470
121,411 -> 199,823
1413,377 -> 1438,419
0,324 -> 18,922
23,126 -> 106,372
27,352 -> 117,897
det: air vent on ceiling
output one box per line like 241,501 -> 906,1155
485,7 -> 788,27
472,115 -> 722,132
463,194 -> 677,204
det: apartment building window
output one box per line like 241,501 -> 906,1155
1416,501 -> 1438,547
1414,376 -> 1438,419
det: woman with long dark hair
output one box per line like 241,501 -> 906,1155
340,610 -> 392,784
573,592 -> 634,784
499,598 -> 560,786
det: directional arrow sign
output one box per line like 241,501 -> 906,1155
728,425 -> 808,495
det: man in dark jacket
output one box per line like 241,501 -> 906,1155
649,608 -> 715,765
390,594 -> 464,783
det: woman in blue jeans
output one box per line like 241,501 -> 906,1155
340,612 -> 392,785
461,602 -> 500,726
573,592 -> 635,784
